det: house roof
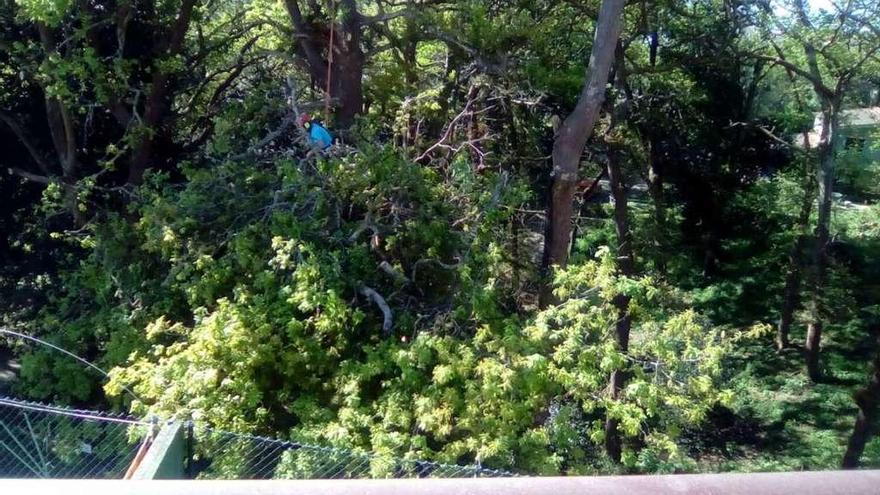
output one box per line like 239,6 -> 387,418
813,107 -> 880,129
796,107 -> 880,147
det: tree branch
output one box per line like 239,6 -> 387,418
5,167 -> 54,185
754,55 -> 835,98
359,285 -> 393,335
0,111 -> 55,175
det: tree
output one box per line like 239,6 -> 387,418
842,341 -> 880,468
282,0 -> 444,130
1,0 -> 266,212
602,45 -> 636,463
127,0 -> 201,185
541,0 -> 626,289
759,0 -> 880,380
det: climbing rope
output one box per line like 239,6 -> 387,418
324,0 -> 336,125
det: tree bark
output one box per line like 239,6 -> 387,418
539,0 -> 625,305
777,163 -> 815,350
329,0 -> 365,130
604,146 -> 634,463
842,345 -> 880,468
37,23 -> 84,224
805,103 -> 839,382
602,47 -> 635,465
645,132 -> 666,275
777,243 -> 804,350
128,0 -> 199,185
283,0 -> 365,130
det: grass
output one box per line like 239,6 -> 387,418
682,202 -> 880,472
683,319 -> 879,472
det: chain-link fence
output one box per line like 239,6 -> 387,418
0,396 -> 149,478
0,395 -> 512,479
190,426 -> 512,479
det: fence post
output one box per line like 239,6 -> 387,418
184,419 -> 195,479
131,420 -> 187,479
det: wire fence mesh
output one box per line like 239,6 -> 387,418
0,396 -> 150,479
0,396 -> 513,479
190,425 -> 513,479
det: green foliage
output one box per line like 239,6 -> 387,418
837,140 -> 880,199
14,0 -> 72,26
101,210 -> 734,473
540,253 -> 741,471
4,0 -> 880,479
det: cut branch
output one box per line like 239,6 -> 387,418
359,285 -> 393,335
5,167 -> 55,185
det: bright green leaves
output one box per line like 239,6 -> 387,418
14,0 -> 72,26
533,252 -> 736,469
108,298 -> 287,430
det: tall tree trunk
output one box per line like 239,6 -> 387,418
330,0 -> 365,130
805,104 -> 839,382
777,162 -> 814,351
283,0 -> 365,131
777,243 -> 804,350
775,60 -> 816,352
539,0 -> 625,306
37,23 -> 84,224
329,51 -> 365,130
604,144 -> 634,463
128,0 -> 199,185
603,46 -> 634,464
645,132 -> 666,275
842,343 -> 880,468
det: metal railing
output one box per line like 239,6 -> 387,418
4,394 -> 879,495
0,396 -> 510,479
188,424 -> 511,479
0,397 -> 149,478
2,471 -> 880,495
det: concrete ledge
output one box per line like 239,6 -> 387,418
2,470 -> 880,495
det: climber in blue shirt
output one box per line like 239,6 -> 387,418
299,113 -> 333,150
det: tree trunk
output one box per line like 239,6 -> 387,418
283,0 -> 365,131
805,104 -> 839,382
604,143 -> 634,463
128,0 -> 199,185
329,51 -> 365,130
37,23 -> 83,224
777,252 -> 803,350
645,132 -> 666,275
605,292 -> 631,463
842,345 -> 880,468
602,45 -> 635,463
330,0 -> 365,130
777,167 -> 815,351
539,0 -> 625,305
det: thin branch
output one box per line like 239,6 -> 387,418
727,121 -> 811,154
379,261 -> 410,284
0,111 -> 55,175
361,8 -> 419,24
359,285 -> 393,335
411,257 -> 461,283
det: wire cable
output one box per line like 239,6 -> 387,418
0,328 -> 141,402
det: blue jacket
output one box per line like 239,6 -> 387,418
308,123 -> 333,150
